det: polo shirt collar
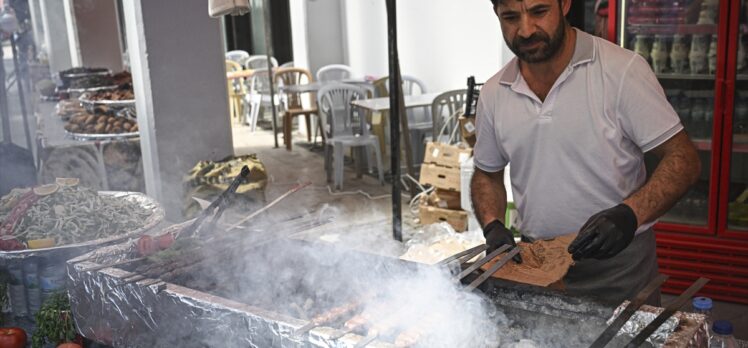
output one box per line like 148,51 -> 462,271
499,28 -> 595,86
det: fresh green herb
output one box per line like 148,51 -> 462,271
32,291 -> 77,348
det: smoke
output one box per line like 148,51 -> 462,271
156,201 -> 503,348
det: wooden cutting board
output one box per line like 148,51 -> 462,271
480,233 -> 576,287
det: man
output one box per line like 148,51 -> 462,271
471,0 -> 701,304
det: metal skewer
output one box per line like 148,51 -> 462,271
293,294 -> 373,336
78,257 -> 147,272
353,333 -> 378,348
436,244 -> 487,266
465,247 -> 520,291
455,244 -> 511,282
227,182 -> 311,231
588,273 -> 669,348
623,277 -> 709,348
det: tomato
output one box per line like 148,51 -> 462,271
156,233 -> 175,250
57,343 -> 82,348
0,327 -> 27,348
136,235 -> 157,256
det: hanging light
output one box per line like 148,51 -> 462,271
0,7 -> 19,34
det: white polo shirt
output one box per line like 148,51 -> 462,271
474,29 -> 683,240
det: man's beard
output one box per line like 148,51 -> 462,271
505,19 -> 567,63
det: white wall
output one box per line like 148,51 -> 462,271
344,0 -> 510,92
305,0 -> 347,76
292,0 -> 511,90
289,0 -> 309,70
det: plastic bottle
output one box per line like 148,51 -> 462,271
6,264 -> 28,317
710,320 -> 738,348
23,259 -> 41,315
704,98 -> 714,139
691,98 -> 706,139
39,258 -> 66,303
692,297 -> 713,325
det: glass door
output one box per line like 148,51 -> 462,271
619,0 -> 729,233
718,0 -> 748,239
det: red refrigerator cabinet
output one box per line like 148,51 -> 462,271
611,0 -> 748,304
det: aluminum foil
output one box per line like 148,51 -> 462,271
67,233 -> 705,348
608,302 -> 709,348
0,191 -> 163,261
64,129 -> 139,142
67,238 -> 396,348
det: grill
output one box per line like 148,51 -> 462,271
67,223 -> 707,348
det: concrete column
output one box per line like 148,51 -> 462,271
66,0 -> 123,72
27,0 -> 44,56
62,0 -> 81,67
39,0 -> 73,73
122,0 -> 234,218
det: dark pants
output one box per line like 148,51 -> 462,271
563,229 -> 661,306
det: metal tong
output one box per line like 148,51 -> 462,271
179,165 -> 250,239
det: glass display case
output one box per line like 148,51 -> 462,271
618,0 -> 724,232
615,0 -> 748,304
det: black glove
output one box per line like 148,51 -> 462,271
483,220 -> 523,264
568,204 -> 638,261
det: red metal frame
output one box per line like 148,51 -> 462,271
655,232 -> 748,304
717,0 -> 748,240
608,0 -> 617,42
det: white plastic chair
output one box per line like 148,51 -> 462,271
280,61 -> 294,68
373,75 -> 431,165
246,68 -> 283,131
247,55 -> 279,69
317,84 -> 384,190
431,89 -> 467,143
316,64 -> 355,82
226,50 -> 250,66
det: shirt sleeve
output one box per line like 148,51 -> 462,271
473,88 -> 509,172
616,55 -> 684,152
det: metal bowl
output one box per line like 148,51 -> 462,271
0,191 -> 164,260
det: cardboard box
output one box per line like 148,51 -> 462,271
419,163 -> 461,191
423,142 -> 472,169
419,205 -> 469,232
426,189 -> 462,210
459,116 -> 476,148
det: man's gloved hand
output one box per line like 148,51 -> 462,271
568,204 -> 638,261
483,220 -> 523,264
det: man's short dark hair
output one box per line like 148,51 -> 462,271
490,0 -> 564,10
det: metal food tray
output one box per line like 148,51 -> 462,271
65,129 -> 139,142
65,85 -> 118,94
60,69 -> 111,79
0,191 -> 163,260
79,93 -> 135,112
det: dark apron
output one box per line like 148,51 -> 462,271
562,229 -> 661,306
